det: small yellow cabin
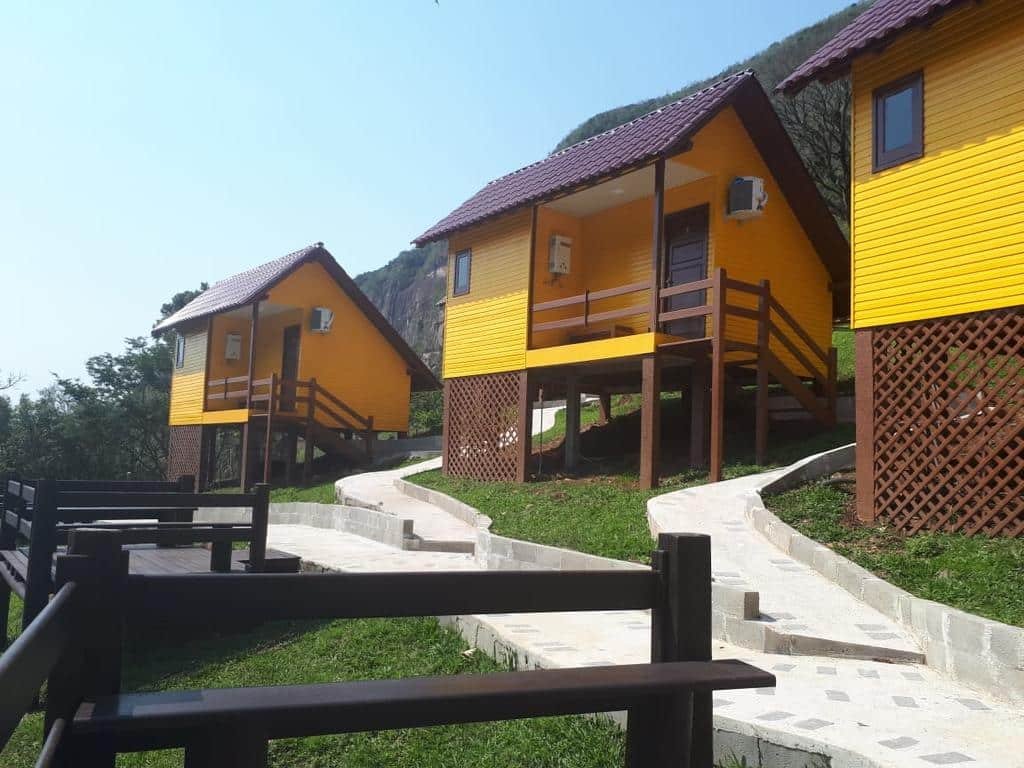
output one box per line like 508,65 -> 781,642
417,72 -> 849,487
782,0 -> 1024,536
154,243 -> 437,488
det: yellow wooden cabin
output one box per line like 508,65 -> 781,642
154,243 -> 437,488
417,72 -> 849,487
782,0 -> 1024,537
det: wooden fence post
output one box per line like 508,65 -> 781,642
644,532 -> 713,768
46,528 -> 128,766
23,479 -> 58,629
248,483 -> 270,573
303,378 -> 317,484
263,373 -> 277,485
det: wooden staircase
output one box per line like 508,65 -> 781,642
657,267 -> 838,480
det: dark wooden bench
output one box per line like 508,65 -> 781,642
1,529 -> 774,767
0,476 -> 291,639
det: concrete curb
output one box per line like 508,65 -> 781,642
750,444 -> 1024,706
393,478 -> 493,531
197,502 -> 415,551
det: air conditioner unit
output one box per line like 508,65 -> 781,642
727,177 -> 768,219
310,307 -> 334,333
548,234 -> 572,275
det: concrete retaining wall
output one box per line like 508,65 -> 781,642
752,444 -> 1024,706
197,502 -> 414,550
372,435 -> 441,463
393,478 -> 492,530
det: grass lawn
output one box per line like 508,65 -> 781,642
832,326 -> 854,392
411,420 -> 853,564
767,482 -> 1024,628
1,594 -> 625,768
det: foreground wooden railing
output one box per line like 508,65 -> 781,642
0,530 -> 774,767
1,477 -> 270,635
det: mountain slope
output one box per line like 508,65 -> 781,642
357,3 -> 870,370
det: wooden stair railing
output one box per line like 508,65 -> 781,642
656,267 -> 838,477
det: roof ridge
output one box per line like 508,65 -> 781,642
481,69 -> 754,190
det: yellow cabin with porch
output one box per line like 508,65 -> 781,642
419,72 -> 848,488
155,243 -> 437,488
782,0 -> 1024,536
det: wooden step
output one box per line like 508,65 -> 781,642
764,352 -> 832,427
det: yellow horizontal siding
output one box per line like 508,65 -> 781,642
526,332 -> 660,369
851,0 -> 1024,327
444,211 -> 532,378
168,329 -> 208,425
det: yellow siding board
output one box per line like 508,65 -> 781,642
168,329 -> 208,426
443,211 -> 532,379
525,333 -> 659,369
201,409 -> 250,425
850,0 -> 1024,326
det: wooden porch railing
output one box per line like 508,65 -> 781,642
531,280 -> 651,335
206,376 -> 375,484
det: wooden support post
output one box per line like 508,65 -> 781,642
564,376 -> 581,473
210,540 -> 232,573
248,483 -> 270,573
285,426 -> 298,486
649,158 -> 666,333
855,328 -> 875,524
515,371 -> 532,483
649,532 -> 713,768
263,373 -> 277,484
23,479 -> 57,629
441,380 -> 451,476
303,378 -> 317,484
755,278 -> 770,467
639,355 -> 661,490
47,528 -> 128,767
598,392 -> 612,425
689,362 -> 709,469
239,423 -> 251,491
364,415 -> 375,463
709,268 -> 727,483
245,301 -> 260,410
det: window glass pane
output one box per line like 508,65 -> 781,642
455,253 -> 470,293
883,87 -> 914,151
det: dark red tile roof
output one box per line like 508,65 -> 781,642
778,0 -> 970,94
153,243 -> 438,390
153,244 -> 320,333
414,70 -> 754,246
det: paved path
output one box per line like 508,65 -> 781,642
335,457 -> 478,548
278,461 -> 1024,767
649,470 -> 921,661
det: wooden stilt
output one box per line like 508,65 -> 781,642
755,279 -> 770,467
285,427 -> 297,485
640,355 -> 661,490
239,423 -> 251,491
515,371 -> 531,483
689,361 -> 709,469
855,329 -> 875,523
564,375 -> 581,473
709,269 -> 727,483
598,392 -> 612,425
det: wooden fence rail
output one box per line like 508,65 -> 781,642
0,529 -> 774,767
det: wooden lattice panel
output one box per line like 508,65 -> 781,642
870,307 -> 1024,537
444,372 -> 523,482
167,425 -> 203,482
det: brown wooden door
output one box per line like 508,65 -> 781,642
663,205 -> 709,338
279,325 -> 301,411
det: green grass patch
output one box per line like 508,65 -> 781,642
767,483 -> 1024,628
411,422 -> 853,564
1,592 -> 625,767
832,326 -> 854,391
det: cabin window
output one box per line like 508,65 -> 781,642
174,334 -> 186,368
873,72 -> 923,171
453,250 -> 472,296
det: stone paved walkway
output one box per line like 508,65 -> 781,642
275,459 -> 1024,767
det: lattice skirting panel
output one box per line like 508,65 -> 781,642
167,425 -> 203,483
444,371 -> 525,482
862,307 -> 1023,537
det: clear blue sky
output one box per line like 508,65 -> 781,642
1,1 -> 851,397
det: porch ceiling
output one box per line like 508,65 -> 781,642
545,160 -> 708,218
219,301 -> 299,320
